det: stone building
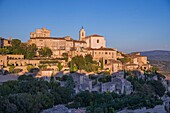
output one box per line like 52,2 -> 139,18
101,77 -> 133,95
30,28 -> 51,38
105,59 -> 122,73
28,27 -> 106,57
36,68 -> 54,77
124,52 -> 150,70
0,37 -> 12,47
71,72 -> 92,93
0,27 -> 151,75
0,54 -> 40,67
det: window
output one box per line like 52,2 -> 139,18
105,60 -> 107,64
97,39 -> 99,43
105,52 -> 107,54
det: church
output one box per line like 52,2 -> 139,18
26,27 -> 149,73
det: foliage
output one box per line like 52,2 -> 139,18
68,55 -> 99,72
98,75 -> 112,83
26,65 -> 35,72
57,62 -> 63,71
62,53 -> 68,62
127,75 -> 166,97
148,80 -> 166,97
0,39 -> 37,59
25,44 -> 37,59
9,65 -> 15,73
0,75 -> 74,113
99,58 -> 104,69
0,48 -> 9,55
85,54 -> 93,63
38,47 -> 52,57
13,68 -> 23,73
38,64 -> 48,69
67,91 -> 162,113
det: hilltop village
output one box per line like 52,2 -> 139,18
0,27 -> 150,74
0,28 -> 170,113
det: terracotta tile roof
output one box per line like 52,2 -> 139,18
110,59 -> 122,64
129,55 -> 146,58
85,47 -> 116,51
73,40 -> 86,43
30,37 -> 65,40
85,34 -> 104,38
106,59 -> 122,65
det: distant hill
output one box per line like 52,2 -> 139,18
140,50 -> 170,61
140,50 -> 170,76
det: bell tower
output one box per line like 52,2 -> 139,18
79,26 -> 86,41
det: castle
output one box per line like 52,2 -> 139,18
0,27 -> 150,74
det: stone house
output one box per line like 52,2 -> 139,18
36,68 -> 54,77
101,77 -> 133,95
0,37 -> 12,47
71,73 -> 92,93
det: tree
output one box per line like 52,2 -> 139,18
38,47 -> 52,57
27,65 -> 35,72
62,53 -> 68,62
68,61 -> 78,72
57,62 -> 63,71
25,44 -> 37,59
72,56 -> 85,71
9,66 -> 15,73
38,64 -> 47,69
100,58 -> 104,69
85,54 -> 93,63
11,39 -> 21,48
148,80 -> 166,97
0,48 -> 9,55
152,66 -> 159,73
11,39 -> 23,54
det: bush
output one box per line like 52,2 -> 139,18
27,65 -> 35,72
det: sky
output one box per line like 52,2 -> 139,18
0,0 -> 170,53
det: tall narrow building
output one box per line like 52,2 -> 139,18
79,26 -> 86,41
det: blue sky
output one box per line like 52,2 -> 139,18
0,0 -> 170,52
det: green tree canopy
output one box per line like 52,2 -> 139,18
38,47 -> 52,57
57,62 -> 63,71
85,54 -> 93,63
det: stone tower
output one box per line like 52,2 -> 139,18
79,26 -> 86,41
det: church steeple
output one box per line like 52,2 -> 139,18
79,26 -> 86,41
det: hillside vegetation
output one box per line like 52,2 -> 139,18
141,50 -> 170,76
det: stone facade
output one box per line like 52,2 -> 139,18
0,27 -> 151,75
124,52 -> 150,71
28,27 -> 106,57
30,28 -> 51,38
71,72 -> 92,93
101,77 -> 133,95
0,37 -> 12,47
36,68 -> 54,77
